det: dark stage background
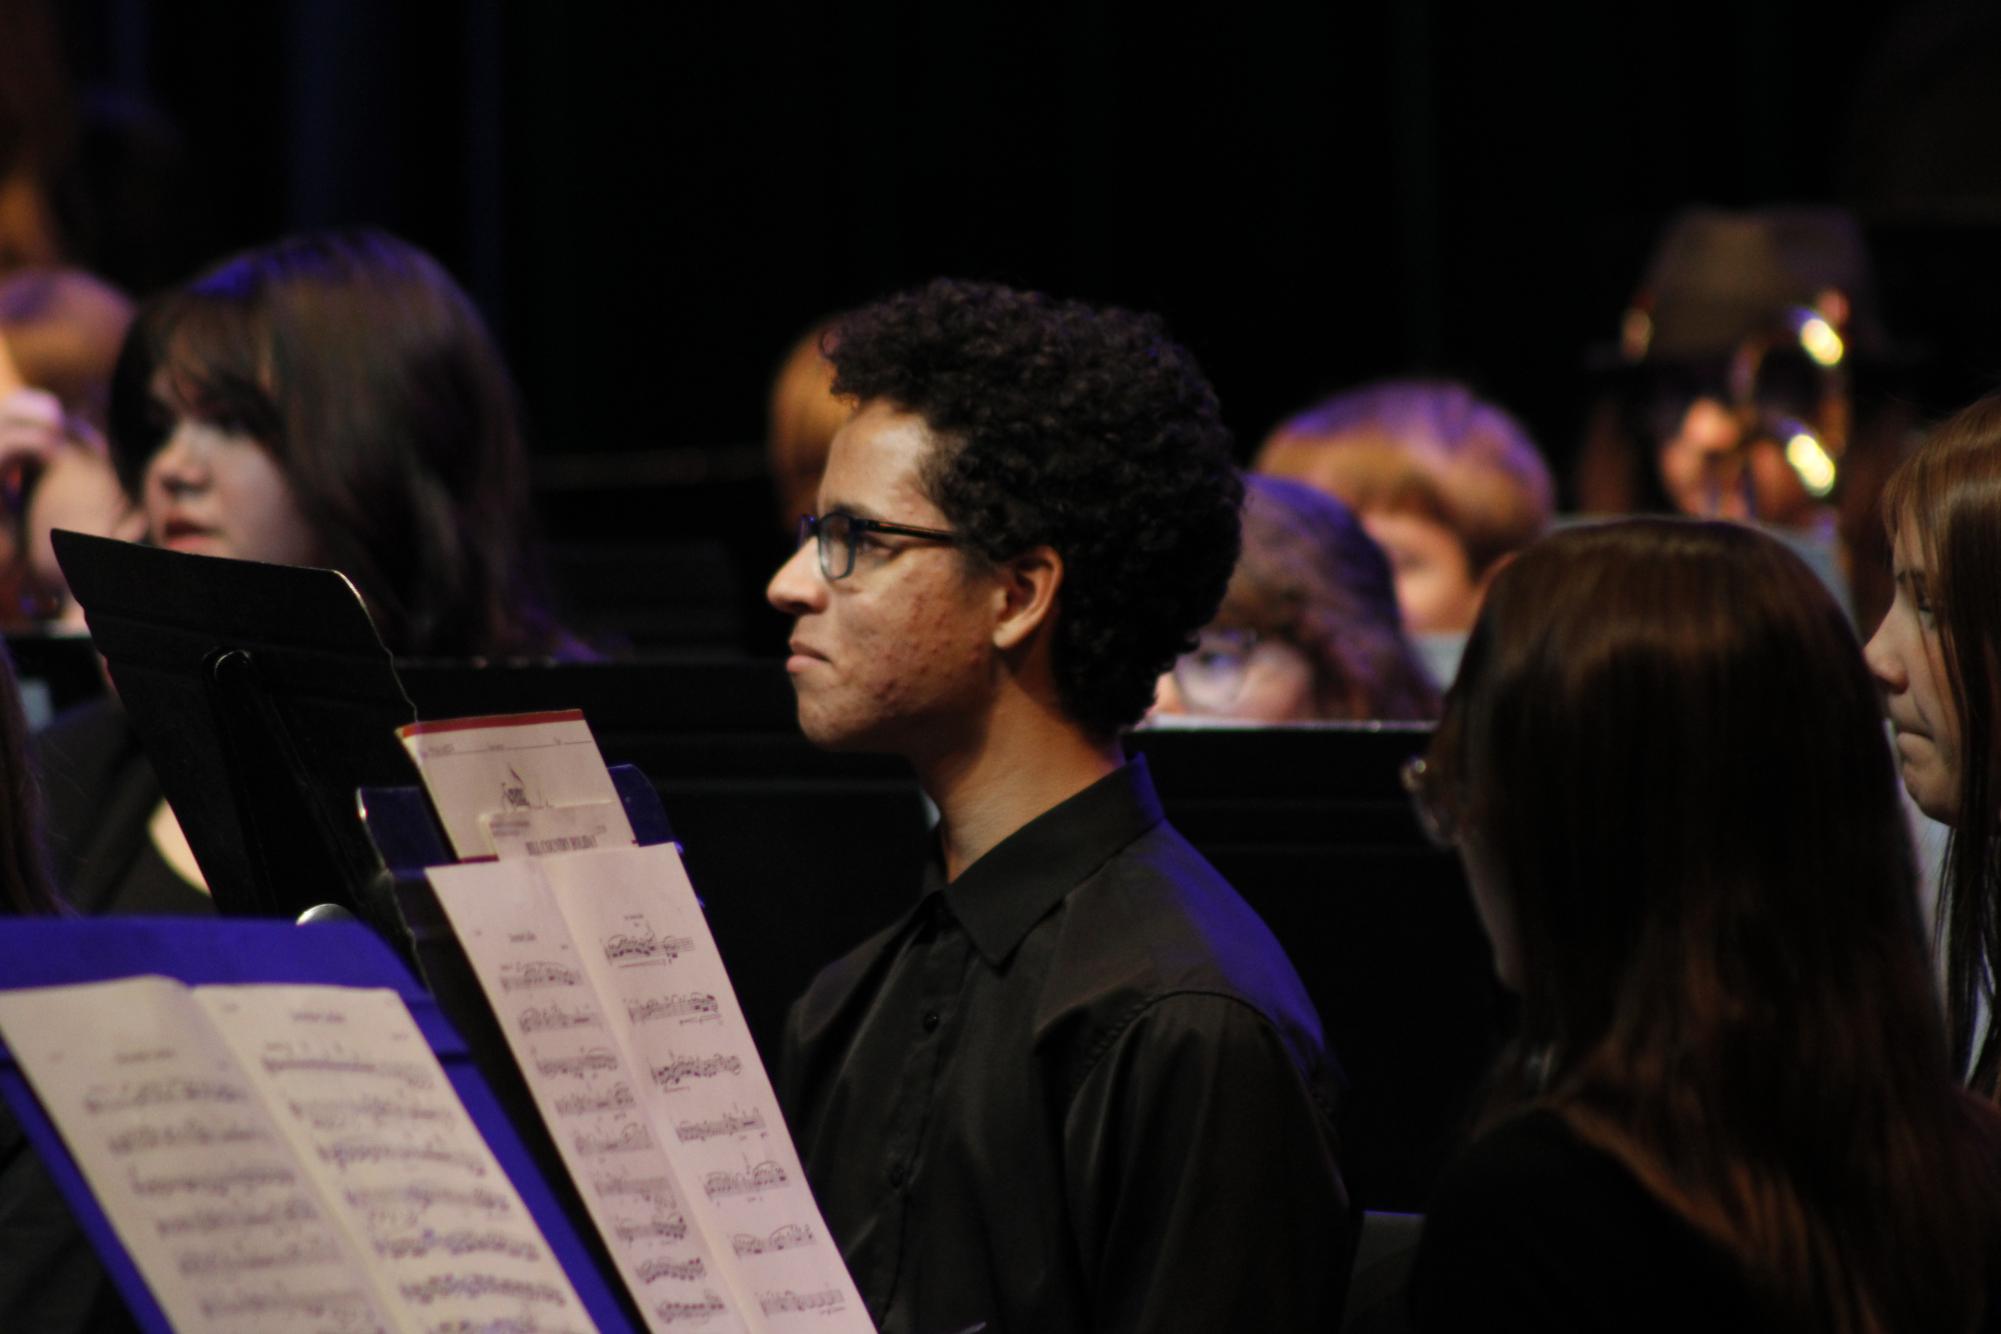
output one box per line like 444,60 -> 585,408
29,0 -> 2001,645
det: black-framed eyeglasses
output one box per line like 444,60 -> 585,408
1398,755 -> 1458,849
797,510 -> 961,581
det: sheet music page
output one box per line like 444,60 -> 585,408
429,859 -> 749,1334
0,975 -> 392,1333
398,710 -> 636,860
195,983 -> 593,1334
546,844 -> 871,1332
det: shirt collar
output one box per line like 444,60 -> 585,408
924,754 -> 1166,967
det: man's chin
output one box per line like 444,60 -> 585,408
793,709 -> 881,755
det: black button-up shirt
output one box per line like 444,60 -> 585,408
778,758 -> 1353,1334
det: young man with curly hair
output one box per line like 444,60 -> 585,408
768,279 -> 1353,1334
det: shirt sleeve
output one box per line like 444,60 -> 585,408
1061,990 -> 1354,1333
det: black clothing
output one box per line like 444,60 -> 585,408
779,758 -> 1353,1334
1411,1110 -> 1758,1332
37,698 -> 211,916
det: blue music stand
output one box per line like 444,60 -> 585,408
0,917 -> 639,1333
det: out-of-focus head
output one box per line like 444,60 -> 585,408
1255,379 -> 1552,634
107,229 -> 554,658
771,277 -> 1241,745
1426,519 -> 1914,1033
767,321 -> 852,533
1618,207 -> 1873,528
0,268 -> 133,427
1156,475 -> 1438,722
1868,395 -> 2001,830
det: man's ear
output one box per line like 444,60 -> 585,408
993,545 -> 1063,651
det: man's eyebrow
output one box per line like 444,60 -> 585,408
823,500 -> 888,522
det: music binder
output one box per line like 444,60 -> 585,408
0,916 -> 640,1332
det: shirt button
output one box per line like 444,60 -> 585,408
887,1161 -> 908,1188
922,1010 -> 941,1033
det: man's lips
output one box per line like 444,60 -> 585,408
786,639 -> 828,671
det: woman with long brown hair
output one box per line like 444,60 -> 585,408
1864,394 -> 2001,1096
1408,518 -> 2001,1331
42,229 -> 573,916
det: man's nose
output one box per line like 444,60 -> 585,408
768,537 -> 826,615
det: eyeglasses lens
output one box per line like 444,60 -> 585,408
804,513 -> 858,581
1173,630 -> 1259,713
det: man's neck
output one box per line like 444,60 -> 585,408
915,693 -> 1123,882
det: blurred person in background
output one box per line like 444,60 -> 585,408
767,319 -> 852,536
42,228 -> 574,916
0,267 -> 140,627
1575,206 -> 1915,630
1255,378 -> 1553,686
1153,474 -> 1438,722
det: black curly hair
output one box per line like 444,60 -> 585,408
826,278 -> 1242,737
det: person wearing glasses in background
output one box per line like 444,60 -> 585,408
767,279 -> 1353,1334
1403,518 -> 2001,1332
1152,474 -> 1439,723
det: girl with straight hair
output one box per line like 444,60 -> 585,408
1865,394 -> 2001,1094
43,229 -> 573,916
1409,518 -> 2001,1332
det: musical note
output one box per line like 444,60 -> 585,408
397,1273 -> 573,1307
730,1222 -> 816,1256
285,1094 -> 454,1132
552,1083 -> 636,1117
105,1116 -> 268,1155
572,1121 -> 654,1157
314,1138 -> 488,1177
673,1105 -> 765,1143
259,1050 -> 433,1091
636,1255 -> 707,1284
197,1287 -> 376,1323
533,1047 -> 621,1079
127,1162 -> 297,1198
650,1052 -> 743,1090
758,1287 -> 847,1315
519,1003 -> 602,1034
612,1213 -> 690,1244
373,1227 -> 543,1262
591,1174 -> 679,1207
602,926 -> 698,966
175,1235 -> 345,1277
702,1160 -> 787,1200
155,1197 -> 322,1237
654,1289 -> 729,1325
342,1183 -> 515,1219
625,992 -> 719,1025
428,1319 -> 594,1334
83,1078 -> 249,1113
498,961 -> 583,993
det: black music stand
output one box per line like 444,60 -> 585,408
52,530 -> 418,931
